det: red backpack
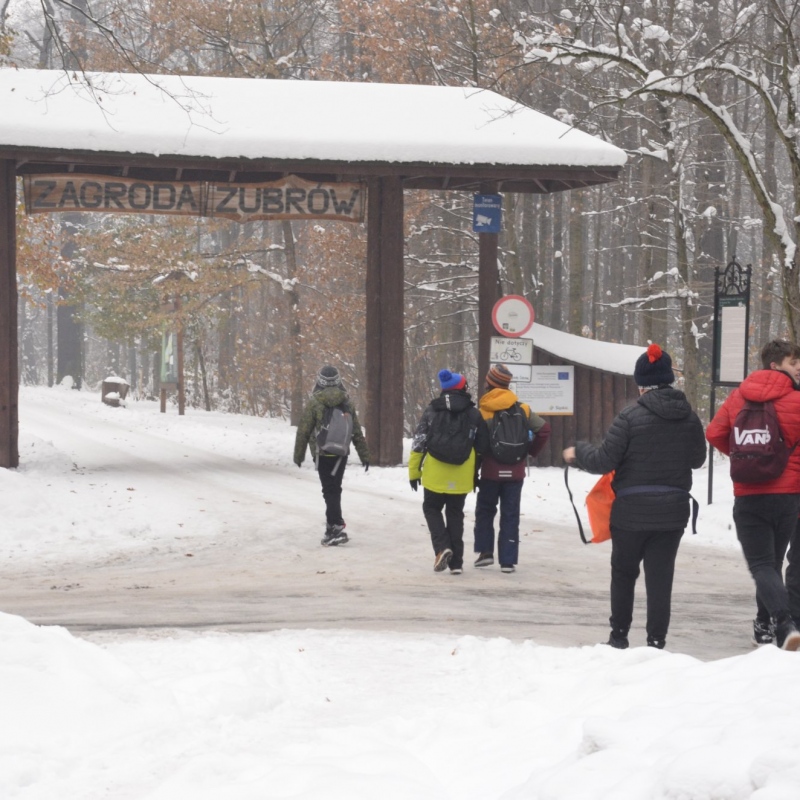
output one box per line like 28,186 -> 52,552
729,400 -> 795,483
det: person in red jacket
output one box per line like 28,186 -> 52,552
706,339 -> 800,651
473,364 -> 551,572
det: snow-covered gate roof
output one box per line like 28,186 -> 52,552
0,69 -> 625,191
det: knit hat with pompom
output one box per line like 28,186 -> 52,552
634,343 -> 675,386
438,369 -> 466,391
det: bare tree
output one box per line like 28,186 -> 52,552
516,0 -> 800,347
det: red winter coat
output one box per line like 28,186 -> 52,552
706,369 -> 800,496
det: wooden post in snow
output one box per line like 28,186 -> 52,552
366,176 -> 404,466
0,160 -> 19,468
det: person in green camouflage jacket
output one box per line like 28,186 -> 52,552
294,365 -> 370,546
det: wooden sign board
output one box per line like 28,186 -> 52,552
207,175 -> 364,222
23,174 -> 366,223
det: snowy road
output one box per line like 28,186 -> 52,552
1,387 -> 755,661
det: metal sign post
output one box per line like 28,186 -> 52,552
708,256 -> 751,504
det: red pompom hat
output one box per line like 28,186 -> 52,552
633,343 -> 675,386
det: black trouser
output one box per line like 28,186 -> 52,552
317,454 -> 347,526
422,489 -> 466,569
787,518 -> 800,625
733,493 -> 799,624
609,526 -> 683,642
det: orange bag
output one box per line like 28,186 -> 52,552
585,471 -> 615,543
564,466 -> 615,544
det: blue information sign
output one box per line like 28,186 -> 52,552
473,194 -> 502,233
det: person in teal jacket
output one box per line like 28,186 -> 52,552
409,369 -> 488,573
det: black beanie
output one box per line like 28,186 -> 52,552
634,343 -> 675,386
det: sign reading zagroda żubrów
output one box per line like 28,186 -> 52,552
206,175 -> 364,222
23,174 -> 366,223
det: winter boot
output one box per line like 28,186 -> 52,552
321,523 -> 348,546
646,637 -> 666,650
321,525 -> 336,546
605,628 -> 629,649
752,618 -> 774,647
774,615 -> 800,651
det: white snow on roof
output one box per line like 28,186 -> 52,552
529,323 -> 646,375
0,68 -> 627,168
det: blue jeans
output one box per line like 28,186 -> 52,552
474,479 -> 523,565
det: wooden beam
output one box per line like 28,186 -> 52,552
0,160 -> 19,468
366,177 -> 405,466
3,147 -> 622,192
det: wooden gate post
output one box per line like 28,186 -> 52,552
0,160 -> 19,468
366,176 -> 404,466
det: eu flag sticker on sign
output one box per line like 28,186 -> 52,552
558,372 -> 569,380
473,194 -> 502,233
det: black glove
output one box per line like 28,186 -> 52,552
410,479 -> 419,492
363,462 -> 369,473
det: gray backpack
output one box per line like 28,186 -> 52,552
316,404 -> 353,456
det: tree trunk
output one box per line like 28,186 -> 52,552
56,214 -> 84,389
550,194 -> 564,329
281,220 -> 304,426
567,191 -> 584,335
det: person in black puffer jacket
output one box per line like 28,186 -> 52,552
563,344 -> 706,651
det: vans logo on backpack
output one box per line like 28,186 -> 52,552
729,399 -> 796,483
733,427 -> 771,446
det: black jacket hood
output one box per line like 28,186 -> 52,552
637,386 -> 693,421
431,389 -> 474,413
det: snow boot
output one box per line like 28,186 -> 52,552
321,523 -> 348,546
752,618 -> 774,647
605,628 -> 629,649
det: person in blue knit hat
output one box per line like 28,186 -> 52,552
408,369 -> 489,573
